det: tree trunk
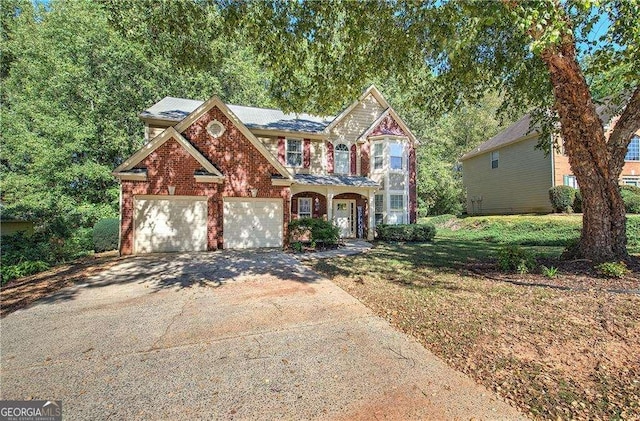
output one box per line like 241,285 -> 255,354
540,38 -> 629,262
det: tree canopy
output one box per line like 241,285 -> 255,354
223,0 -> 639,261
0,0 -> 273,241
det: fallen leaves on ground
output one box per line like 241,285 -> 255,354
313,257 -> 640,420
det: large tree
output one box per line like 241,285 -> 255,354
0,0 -> 273,239
224,0 -> 639,262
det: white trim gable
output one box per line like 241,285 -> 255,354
112,127 -> 224,182
357,108 -> 419,145
174,96 -> 293,181
324,85 -> 390,133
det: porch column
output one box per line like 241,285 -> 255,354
327,190 -> 334,223
368,189 -> 375,240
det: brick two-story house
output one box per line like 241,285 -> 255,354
113,86 -> 418,254
461,108 -> 640,215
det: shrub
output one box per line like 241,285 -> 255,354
93,218 -> 119,252
1,260 -> 50,285
375,224 -> 436,242
621,185 -> 640,214
288,218 -> 340,246
497,245 -> 536,274
595,261 -> 629,278
540,265 -> 559,278
573,190 -> 582,213
426,214 -> 457,227
549,186 -> 577,213
0,231 -> 53,266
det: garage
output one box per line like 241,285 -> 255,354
133,196 -> 208,254
223,198 -> 283,249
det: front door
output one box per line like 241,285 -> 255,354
334,200 -> 355,238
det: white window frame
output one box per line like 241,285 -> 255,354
298,197 -> 312,218
373,142 -> 384,170
491,151 -> 499,169
388,193 -> 406,225
286,138 -> 303,167
563,175 -> 578,189
622,176 -> 639,187
374,194 -> 384,226
625,136 -> 639,161
389,143 -> 404,171
334,143 -> 350,175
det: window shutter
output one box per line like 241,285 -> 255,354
303,139 -> 311,168
350,144 -> 357,175
360,143 -> 370,175
326,142 -> 334,173
277,137 -> 285,164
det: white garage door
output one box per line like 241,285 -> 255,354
134,196 -> 207,254
223,198 -> 283,249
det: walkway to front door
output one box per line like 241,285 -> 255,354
333,199 -> 355,238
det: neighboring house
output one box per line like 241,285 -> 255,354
0,218 -> 34,236
461,111 -> 640,215
113,85 -> 418,254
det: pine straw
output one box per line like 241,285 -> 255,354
312,255 -> 640,420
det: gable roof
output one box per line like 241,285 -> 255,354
357,108 -> 419,144
140,97 -> 333,134
112,127 -> 223,179
460,114 -> 534,161
460,100 -> 625,161
324,85 -> 390,133
173,96 -> 293,180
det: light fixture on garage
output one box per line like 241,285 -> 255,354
249,188 -> 258,197
168,185 -> 176,195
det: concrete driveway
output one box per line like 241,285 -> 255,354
1,251 -> 525,420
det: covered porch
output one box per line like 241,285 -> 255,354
290,174 -> 379,240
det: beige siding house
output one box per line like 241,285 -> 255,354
461,113 -> 640,215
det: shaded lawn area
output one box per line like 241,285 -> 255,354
310,234 -> 640,420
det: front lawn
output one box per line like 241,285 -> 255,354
310,215 -> 640,420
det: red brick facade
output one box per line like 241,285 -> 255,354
119,106 -> 290,254
291,192 -> 328,219
370,115 -> 407,137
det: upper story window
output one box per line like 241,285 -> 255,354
373,143 -> 383,170
491,151 -> 499,169
372,139 -> 407,171
625,136 -> 639,161
335,143 -> 350,174
389,143 -> 403,170
287,138 -> 302,167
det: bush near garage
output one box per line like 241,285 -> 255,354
93,218 -> 120,252
375,224 -> 436,242
288,218 -> 340,247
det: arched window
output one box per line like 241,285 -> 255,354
335,143 -> 349,174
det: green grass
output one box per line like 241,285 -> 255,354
311,213 -> 640,420
420,214 -> 640,256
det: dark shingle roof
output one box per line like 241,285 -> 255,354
140,97 -> 333,134
460,114 -> 533,161
461,100 -> 623,161
294,174 -> 379,188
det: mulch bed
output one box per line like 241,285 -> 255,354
466,256 -> 640,294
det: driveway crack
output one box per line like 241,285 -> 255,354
148,293 -> 192,351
